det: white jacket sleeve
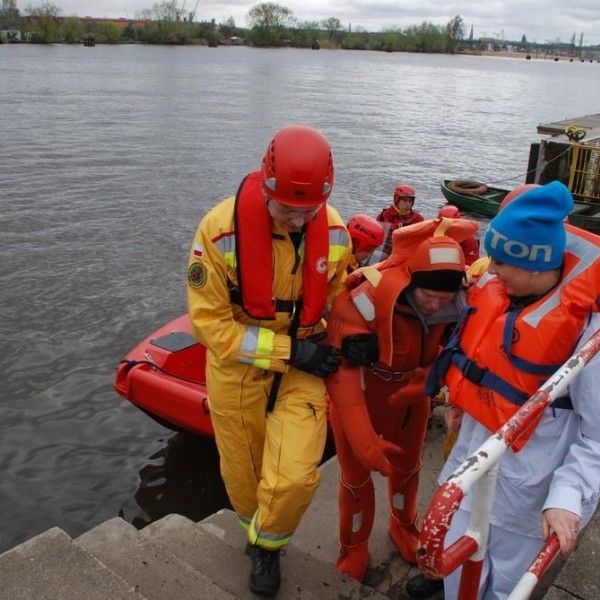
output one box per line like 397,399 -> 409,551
544,313 -> 600,520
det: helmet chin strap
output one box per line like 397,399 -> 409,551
265,197 -> 274,219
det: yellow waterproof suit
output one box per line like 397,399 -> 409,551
187,181 -> 350,550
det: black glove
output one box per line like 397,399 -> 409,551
289,338 -> 341,378
341,334 -> 379,366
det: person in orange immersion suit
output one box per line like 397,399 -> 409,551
324,216 -> 479,582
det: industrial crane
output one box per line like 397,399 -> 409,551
188,0 -> 200,23
177,0 -> 187,21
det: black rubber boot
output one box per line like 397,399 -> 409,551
249,546 -> 281,597
406,573 -> 444,599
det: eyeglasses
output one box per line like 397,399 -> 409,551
268,198 -> 324,218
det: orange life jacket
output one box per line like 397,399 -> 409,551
234,171 -> 330,327
431,225 -> 600,451
344,218 -> 479,365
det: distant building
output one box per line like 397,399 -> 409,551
0,28 -> 21,42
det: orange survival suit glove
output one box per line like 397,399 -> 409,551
387,366 -> 432,408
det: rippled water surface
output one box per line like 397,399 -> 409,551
1,43 -> 600,552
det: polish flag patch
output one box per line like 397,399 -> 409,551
193,243 -> 204,258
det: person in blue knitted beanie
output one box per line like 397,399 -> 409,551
484,181 -> 573,271
416,179 -> 600,600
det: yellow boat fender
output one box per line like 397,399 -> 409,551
565,125 -> 586,142
447,179 -> 488,196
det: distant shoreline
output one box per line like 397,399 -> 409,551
461,50 -> 599,61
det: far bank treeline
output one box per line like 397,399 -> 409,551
1,0 -> 466,52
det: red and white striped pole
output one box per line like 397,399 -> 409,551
507,534 -> 560,600
417,327 -> 600,600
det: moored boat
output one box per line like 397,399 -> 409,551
441,179 -> 600,234
114,314 -> 214,437
440,179 -> 511,217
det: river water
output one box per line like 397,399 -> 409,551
1,43 -> 599,553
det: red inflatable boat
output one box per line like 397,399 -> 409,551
114,315 -> 338,437
114,314 -> 214,437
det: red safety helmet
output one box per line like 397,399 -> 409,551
261,125 -> 335,207
393,184 -> 416,205
347,214 -> 385,253
499,183 -> 541,212
438,205 -> 461,219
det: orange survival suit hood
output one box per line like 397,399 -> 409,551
347,218 -> 480,365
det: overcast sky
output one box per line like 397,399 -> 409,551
20,0 -> 600,46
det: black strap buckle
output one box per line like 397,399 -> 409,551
462,360 -> 486,384
231,288 -> 300,316
272,298 -> 300,314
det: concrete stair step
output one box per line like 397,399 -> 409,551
141,512 -> 323,599
76,517 -> 234,600
0,527 -> 145,600
200,508 -> 388,599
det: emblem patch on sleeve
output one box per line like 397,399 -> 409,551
187,261 -> 207,288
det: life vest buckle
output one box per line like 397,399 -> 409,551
370,365 -> 412,383
230,288 -> 301,316
462,359 -> 486,384
272,298 -> 302,315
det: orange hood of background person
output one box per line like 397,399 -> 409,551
347,218 -> 480,366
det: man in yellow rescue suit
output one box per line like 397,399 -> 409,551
186,125 -> 351,597
324,218 -> 478,582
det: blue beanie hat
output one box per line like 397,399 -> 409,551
484,181 -> 572,271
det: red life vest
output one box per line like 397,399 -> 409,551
442,225 -> 600,451
234,171 -> 330,327
376,206 -> 425,229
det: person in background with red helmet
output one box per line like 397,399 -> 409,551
323,218 -> 479,583
375,184 -> 425,259
437,205 -> 480,266
377,184 -> 425,228
187,125 -> 351,596
347,213 -> 385,271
